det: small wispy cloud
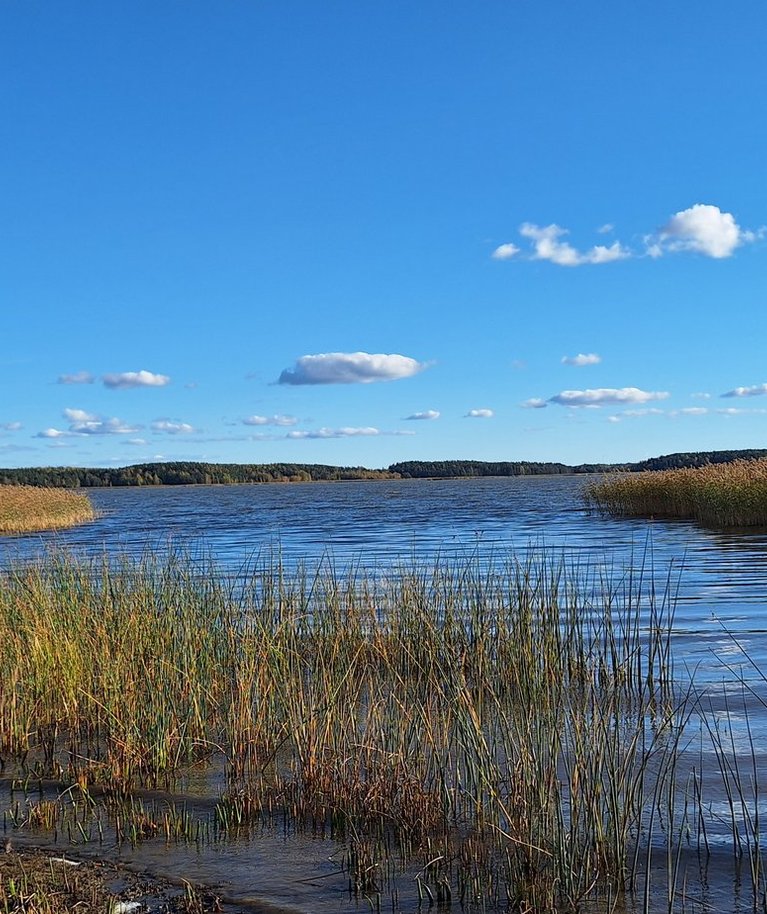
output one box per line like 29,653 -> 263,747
550,388 -> 669,407
672,407 -> 709,417
465,408 -> 494,418
649,204 -> 760,259
691,392 -> 711,400
102,370 -> 170,389
561,353 -> 601,367
243,414 -> 298,427
597,223 -> 614,234
0,421 -> 22,431
151,420 -> 196,434
126,438 -> 148,446
404,410 -> 440,421
716,407 -> 767,416
287,427 -> 381,439
58,371 -> 94,385
491,243 -> 520,261
722,382 -> 767,398
278,352 -> 427,385
521,398 -> 547,409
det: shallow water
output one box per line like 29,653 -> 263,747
3,475 -> 767,911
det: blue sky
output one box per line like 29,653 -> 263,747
2,1 -> 766,469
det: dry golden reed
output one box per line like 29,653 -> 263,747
0,485 -> 95,534
586,458 -> 767,527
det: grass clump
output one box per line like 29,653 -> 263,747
585,458 -> 767,527
0,486 -> 95,535
0,548 -> 684,912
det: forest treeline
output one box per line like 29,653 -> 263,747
2,450 -> 767,487
0,462 -> 396,488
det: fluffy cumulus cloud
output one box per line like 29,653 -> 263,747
102,370 -> 170,389
550,387 -> 669,407
465,408 -> 494,418
405,410 -> 440,420
494,204 -> 761,267
243,414 -> 298,427
36,408 -> 141,437
722,382 -> 767,398
518,224 -> 630,267
653,204 -> 758,259
561,353 -> 601,367
58,371 -> 94,385
278,352 -> 427,385
150,420 -> 195,434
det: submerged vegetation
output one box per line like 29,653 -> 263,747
586,457 -> 767,526
0,547 -> 748,912
0,485 -> 95,534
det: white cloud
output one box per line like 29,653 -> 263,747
39,408 -> 141,437
151,420 -> 196,434
691,392 -> 711,400
621,408 -> 666,417
673,407 -> 709,417
561,353 -> 601,367
655,204 -> 758,259
405,410 -> 440,420
63,407 -> 97,423
287,427 -> 381,439
243,414 -> 298,427
278,352 -> 427,385
1,421 -> 22,431
722,382 -> 767,398
126,438 -> 148,446
521,398 -> 547,409
491,243 -> 520,261
465,408 -> 494,418
550,388 -> 669,407
102,370 -> 170,389
58,371 -> 94,385
716,407 -> 767,416
518,223 -> 630,267
597,223 -> 614,234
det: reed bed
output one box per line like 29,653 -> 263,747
585,458 -> 767,527
0,549 -> 693,911
0,486 -> 95,535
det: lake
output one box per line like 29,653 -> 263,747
2,475 -> 767,912
4,475 -> 767,679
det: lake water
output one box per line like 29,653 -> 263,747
4,475 -> 767,668
3,475 -> 767,912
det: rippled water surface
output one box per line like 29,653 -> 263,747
3,476 -> 767,911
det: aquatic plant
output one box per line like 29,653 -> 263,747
0,485 -> 95,535
585,458 -> 767,527
0,547 -> 691,911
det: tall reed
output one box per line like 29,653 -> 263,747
0,548 -> 686,911
0,485 -> 94,534
585,458 -> 767,527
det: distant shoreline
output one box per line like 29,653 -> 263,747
2,449 -> 767,488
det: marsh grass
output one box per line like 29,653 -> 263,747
0,486 -> 95,535
0,547 -> 693,911
585,459 -> 767,527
